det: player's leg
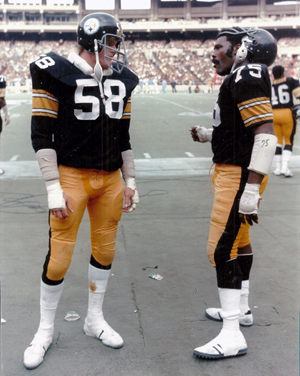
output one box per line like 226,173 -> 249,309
272,109 -> 283,175
24,166 -> 88,369
194,165 -> 247,359
281,109 -> 295,177
205,175 -> 268,328
83,169 -> 124,348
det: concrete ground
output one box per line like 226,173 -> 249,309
0,158 -> 299,376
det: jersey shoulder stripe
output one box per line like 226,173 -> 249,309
122,97 -> 132,119
32,89 -> 59,118
238,96 -> 273,127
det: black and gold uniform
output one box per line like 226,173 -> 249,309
208,63 -> 272,288
24,12 -> 139,370
31,52 -> 138,171
0,75 -> 7,133
271,73 -> 300,176
30,52 -> 138,283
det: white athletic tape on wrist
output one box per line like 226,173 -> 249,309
248,133 -> 277,175
121,150 -> 136,180
124,177 -> 139,211
46,182 -> 66,210
195,126 -> 213,143
239,183 -> 260,215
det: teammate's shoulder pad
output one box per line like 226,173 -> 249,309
30,52 -> 70,77
118,66 -> 139,84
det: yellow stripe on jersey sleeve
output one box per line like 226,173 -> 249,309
238,97 -> 273,127
32,89 -> 59,118
0,88 -> 6,98
121,97 -> 132,120
292,86 -> 300,99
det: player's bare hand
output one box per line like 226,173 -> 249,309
123,186 -> 139,213
189,126 -> 201,142
50,193 -> 73,220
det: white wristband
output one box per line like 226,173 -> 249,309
248,133 -> 277,175
195,126 -> 213,143
46,182 -> 66,210
124,177 -> 136,191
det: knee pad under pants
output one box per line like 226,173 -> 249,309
273,108 -> 295,147
207,164 -> 268,288
43,165 -> 124,282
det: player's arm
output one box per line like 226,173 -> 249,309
0,77 -> 10,126
239,122 -> 277,225
119,101 -> 139,213
30,58 -> 72,219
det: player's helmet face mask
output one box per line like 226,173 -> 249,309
77,12 -> 126,73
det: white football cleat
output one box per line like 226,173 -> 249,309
273,168 -> 281,176
284,169 -> 293,178
84,318 -> 124,349
205,308 -> 253,327
193,329 -> 247,359
23,333 -> 52,370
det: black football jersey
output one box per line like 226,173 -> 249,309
212,63 -> 273,168
30,52 -> 138,171
0,75 -> 6,99
271,76 -> 300,109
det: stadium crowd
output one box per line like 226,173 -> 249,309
0,36 -> 299,92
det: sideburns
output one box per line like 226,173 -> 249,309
225,44 -> 234,59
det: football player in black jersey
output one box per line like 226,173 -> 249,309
190,27 -> 277,359
271,65 -> 300,177
0,75 -> 10,174
24,13 -> 139,370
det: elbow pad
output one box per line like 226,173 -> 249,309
248,134 -> 277,175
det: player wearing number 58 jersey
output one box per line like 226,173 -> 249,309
271,65 -> 300,177
190,27 -> 277,360
24,13 -> 139,370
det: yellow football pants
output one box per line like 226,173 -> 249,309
273,108 -> 295,147
207,164 -> 268,268
45,165 -> 124,282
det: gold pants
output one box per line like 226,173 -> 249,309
45,165 -> 124,282
207,164 -> 268,268
273,108 -> 295,147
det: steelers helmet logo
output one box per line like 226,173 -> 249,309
83,18 -> 100,35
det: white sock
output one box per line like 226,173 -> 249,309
36,280 -> 64,340
282,149 -> 292,172
87,265 -> 110,321
240,280 -> 250,314
219,288 -> 241,332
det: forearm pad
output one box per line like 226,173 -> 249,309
121,149 -> 136,181
248,133 -> 277,175
2,105 -> 9,116
36,148 -> 60,187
